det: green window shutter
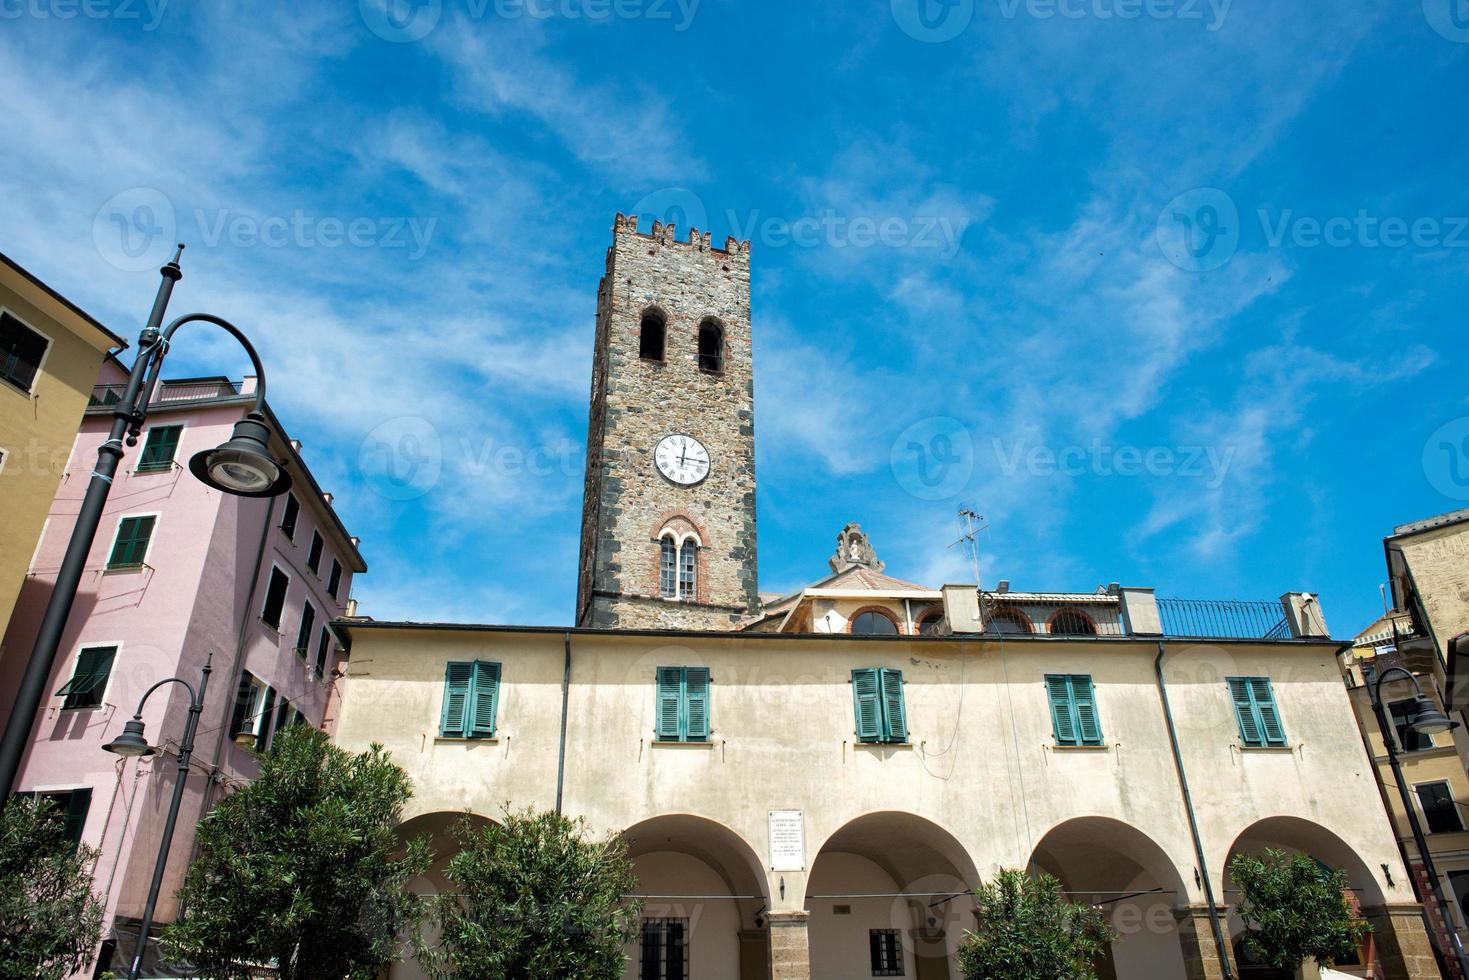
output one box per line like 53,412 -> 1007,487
470,661 -> 500,738
137,425 -> 182,471
61,789 -> 92,848
1228,677 -> 1263,746
1046,675 -> 1078,746
58,646 -> 117,709
1073,675 -> 1103,745
230,673 -> 254,737
881,669 -> 908,743
852,668 -> 883,743
1250,677 -> 1287,747
441,662 -> 473,737
256,686 -> 276,751
108,516 -> 156,568
684,667 -> 711,741
656,667 -> 684,741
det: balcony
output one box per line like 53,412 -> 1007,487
1156,598 -> 1292,640
88,377 -> 245,411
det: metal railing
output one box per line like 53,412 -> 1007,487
1157,598 -> 1291,639
89,379 -> 243,408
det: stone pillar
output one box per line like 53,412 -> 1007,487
1174,905 -> 1236,980
767,911 -> 811,980
740,928 -> 773,980
1364,903 -> 1448,980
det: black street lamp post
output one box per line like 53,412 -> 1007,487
102,653 -> 213,980
1367,662 -> 1469,979
0,245 -> 291,799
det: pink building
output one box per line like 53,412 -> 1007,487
0,356 -> 364,976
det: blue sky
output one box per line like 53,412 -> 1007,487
2,0 -> 1466,633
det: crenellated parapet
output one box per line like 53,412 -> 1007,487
612,212 -> 751,258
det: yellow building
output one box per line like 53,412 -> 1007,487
0,251 -> 123,645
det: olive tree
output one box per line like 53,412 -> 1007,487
958,868 -> 1116,980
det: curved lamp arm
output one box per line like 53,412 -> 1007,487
128,676 -> 200,718
153,313 -> 269,413
1370,664 -> 1422,705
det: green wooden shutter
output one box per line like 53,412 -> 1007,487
58,646 -> 116,709
1047,675 -> 1078,745
61,789 -> 92,848
1073,675 -> 1102,745
470,661 -> 500,738
656,667 -> 684,741
881,669 -> 908,742
230,673 -> 253,736
852,668 -> 883,742
256,686 -> 276,751
137,425 -> 182,471
441,662 -> 473,737
684,667 -> 711,741
1250,677 -> 1287,747
108,516 -> 156,568
1228,677 -> 1262,746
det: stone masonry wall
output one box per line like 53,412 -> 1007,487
576,214 -> 759,630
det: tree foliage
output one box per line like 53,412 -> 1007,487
958,868 -> 1117,980
0,795 -> 106,980
423,806 -> 642,980
1228,848 -> 1370,969
161,724 -> 430,979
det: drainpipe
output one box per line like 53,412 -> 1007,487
555,631 -> 572,815
199,493 -> 277,816
1155,641 -> 1235,979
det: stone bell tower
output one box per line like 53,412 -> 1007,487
576,214 -> 759,630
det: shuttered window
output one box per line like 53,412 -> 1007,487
1227,676 -> 1287,748
260,567 -> 289,630
314,625 -> 331,678
55,646 -> 117,710
229,671 -> 277,751
0,312 -> 48,393
655,666 -> 711,742
107,516 -> 156,569
851,668 -> 908,744
1046,674 -> 1103,747
307,532 -> 324,573
280,493 -> 300,540
136,425 -> 182,472
295,602 -> 315,657
440,660 -> 501,739
327,559 -> 343,600
20,789 -> 92,851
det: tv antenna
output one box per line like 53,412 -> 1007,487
949,506 -> 988,587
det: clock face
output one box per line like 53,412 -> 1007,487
654,434 -> 711,486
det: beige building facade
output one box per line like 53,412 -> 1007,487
0,251 -> 122,646
334,588 -> 1436,980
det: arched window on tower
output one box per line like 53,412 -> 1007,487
659,537 -> 677,598
640,308 -> 666,362
678,540 -> 698,599
1049,609 -> 1097,636
698,319 -> 724,374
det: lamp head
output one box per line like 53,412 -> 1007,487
189,412 -> 291,498
1409,695 -> 1458,736
103,718 -> 155,758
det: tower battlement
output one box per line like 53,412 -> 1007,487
613,212 -> 752,258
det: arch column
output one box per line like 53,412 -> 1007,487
1363,904 -> 1442,980
768,911 -> 811,980
1173,905 -> 1237,980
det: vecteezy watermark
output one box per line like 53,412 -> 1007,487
631,189 -> 967,257
1155,188 -> 1240,272
1423,417 -> 1469,501
0,0 -> 168,29
193,210 -> 438,259
359,417 -> 443,501
1157,188 -> 1469,272
92,188 -> 438,271
994,0 -> 1230,30
359,0 -> 699,42
93,188 -> 179,274
891,418 -> 976,501
993,438 -> 1235,488
1423,0 -> 1469,42
357,417 -> 583,500
890,0 -> 975,42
